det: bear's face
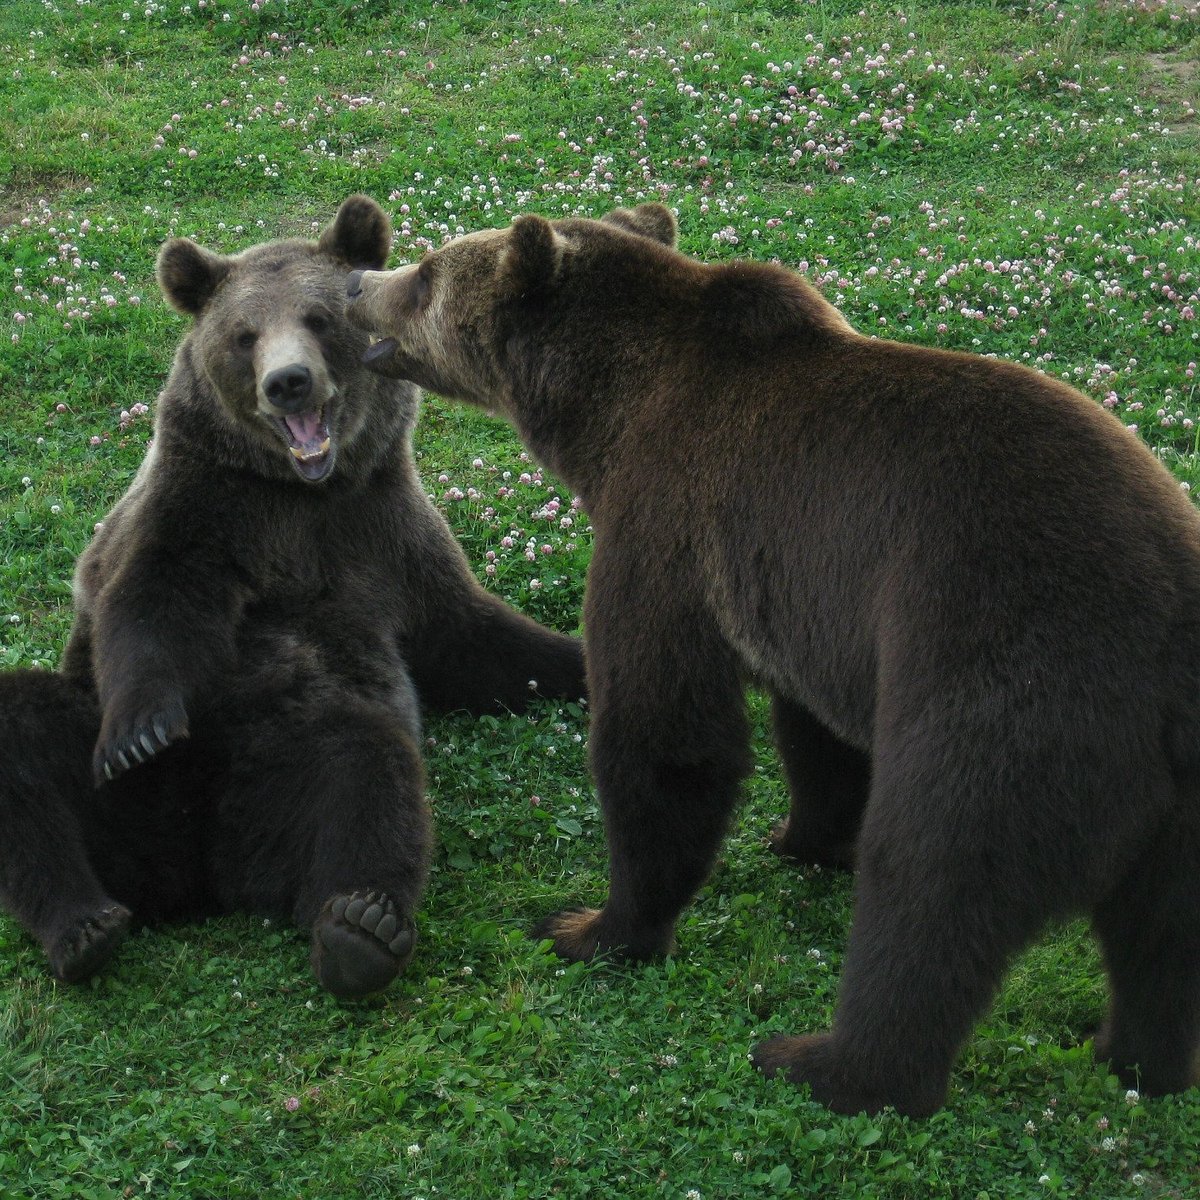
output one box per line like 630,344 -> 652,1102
157,195 -> 393,483
346,204 -> 679,416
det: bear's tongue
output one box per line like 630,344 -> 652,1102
284,409 -> 330,461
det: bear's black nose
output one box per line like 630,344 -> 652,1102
346,270 -> 363,299
263,363 -> 313,411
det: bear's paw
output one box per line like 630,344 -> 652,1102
532,906 -> 674,963
751,1032 -> 946,1118
768,817 -> 857,872
49,903 -> 132,984
94,688 -> 189,787
310,890 -> 415,1000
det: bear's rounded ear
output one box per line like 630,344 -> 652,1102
502,214 -> 565,299
601,203 -> 677,247
318,193 -> 392,270
156,238 -> 232,316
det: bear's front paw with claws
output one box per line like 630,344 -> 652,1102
531,906 -> 673,963
94,689 -> 190,787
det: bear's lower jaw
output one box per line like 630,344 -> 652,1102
269,409 -> 336,482
361,336 -> 397,366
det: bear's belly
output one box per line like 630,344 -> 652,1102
718,608 -> 876,752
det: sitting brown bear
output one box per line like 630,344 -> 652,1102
346,202 -> 1200,1114
0,195 -> 584,999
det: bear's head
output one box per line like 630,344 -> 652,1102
157,194 -> 396,484
344,203 -> 679,415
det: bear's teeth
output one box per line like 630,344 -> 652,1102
290,436 -> 331,462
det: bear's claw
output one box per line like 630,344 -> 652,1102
48,903 -> 132,983
94,692 -> 189,787
311,890 -> 415,999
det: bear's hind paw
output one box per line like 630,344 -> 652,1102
751,1032 -> 946,1118
768,817 -> 857,871
310,890 -> 415,999
49,903 -> 132,983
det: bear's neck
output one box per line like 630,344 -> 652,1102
505,377 -> 622,512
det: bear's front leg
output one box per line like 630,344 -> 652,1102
534,586 -> 751,963
94,679 -> 190,785
87,519 -> 251,786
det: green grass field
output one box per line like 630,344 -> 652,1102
2,1 -> 1199,1196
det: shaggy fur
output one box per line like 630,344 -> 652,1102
347,203 -> 1200,1112
0,195 -> 584,998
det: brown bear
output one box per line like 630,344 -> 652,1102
346,203 -> 1200,1114
0,195 -> 584,999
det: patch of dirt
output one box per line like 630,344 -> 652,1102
0,171 -> 95,228
1143,51 -> 1199,132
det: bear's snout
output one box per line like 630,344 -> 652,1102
262,363 -> 314,413
346,270 -> 364,299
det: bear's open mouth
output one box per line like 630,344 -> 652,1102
273,407 -> 335,482
362,337 -> 398,366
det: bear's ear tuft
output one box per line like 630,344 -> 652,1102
318,193 -> 392,269
156,238 -> 232,316
601,203 -> 677,247
502,214 -> 564,299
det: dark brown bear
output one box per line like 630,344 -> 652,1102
0,195 -> 583,999
346,203 -> 1200,1113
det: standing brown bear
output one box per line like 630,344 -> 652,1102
0,195 -> 584,999
347,203 -> 1200,1114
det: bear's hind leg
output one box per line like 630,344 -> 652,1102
769,695 -> 869,870
0,671 -> 131,981
753,722 -> 1063,1116
213,701 -> 431,999
1091,812 -> 1200,1096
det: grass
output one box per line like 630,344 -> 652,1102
1,0 -> 1199,1196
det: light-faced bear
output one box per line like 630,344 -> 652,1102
346,203 -> 1200,1113
0,195 -> 584,999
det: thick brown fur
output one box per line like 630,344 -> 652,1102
0,195 -> 584,998
347,203 -> 1200,1113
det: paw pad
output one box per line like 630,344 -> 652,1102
312,890 -> 415,999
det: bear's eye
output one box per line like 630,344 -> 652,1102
304,312 -> 330,336
236,330 -> 258,350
